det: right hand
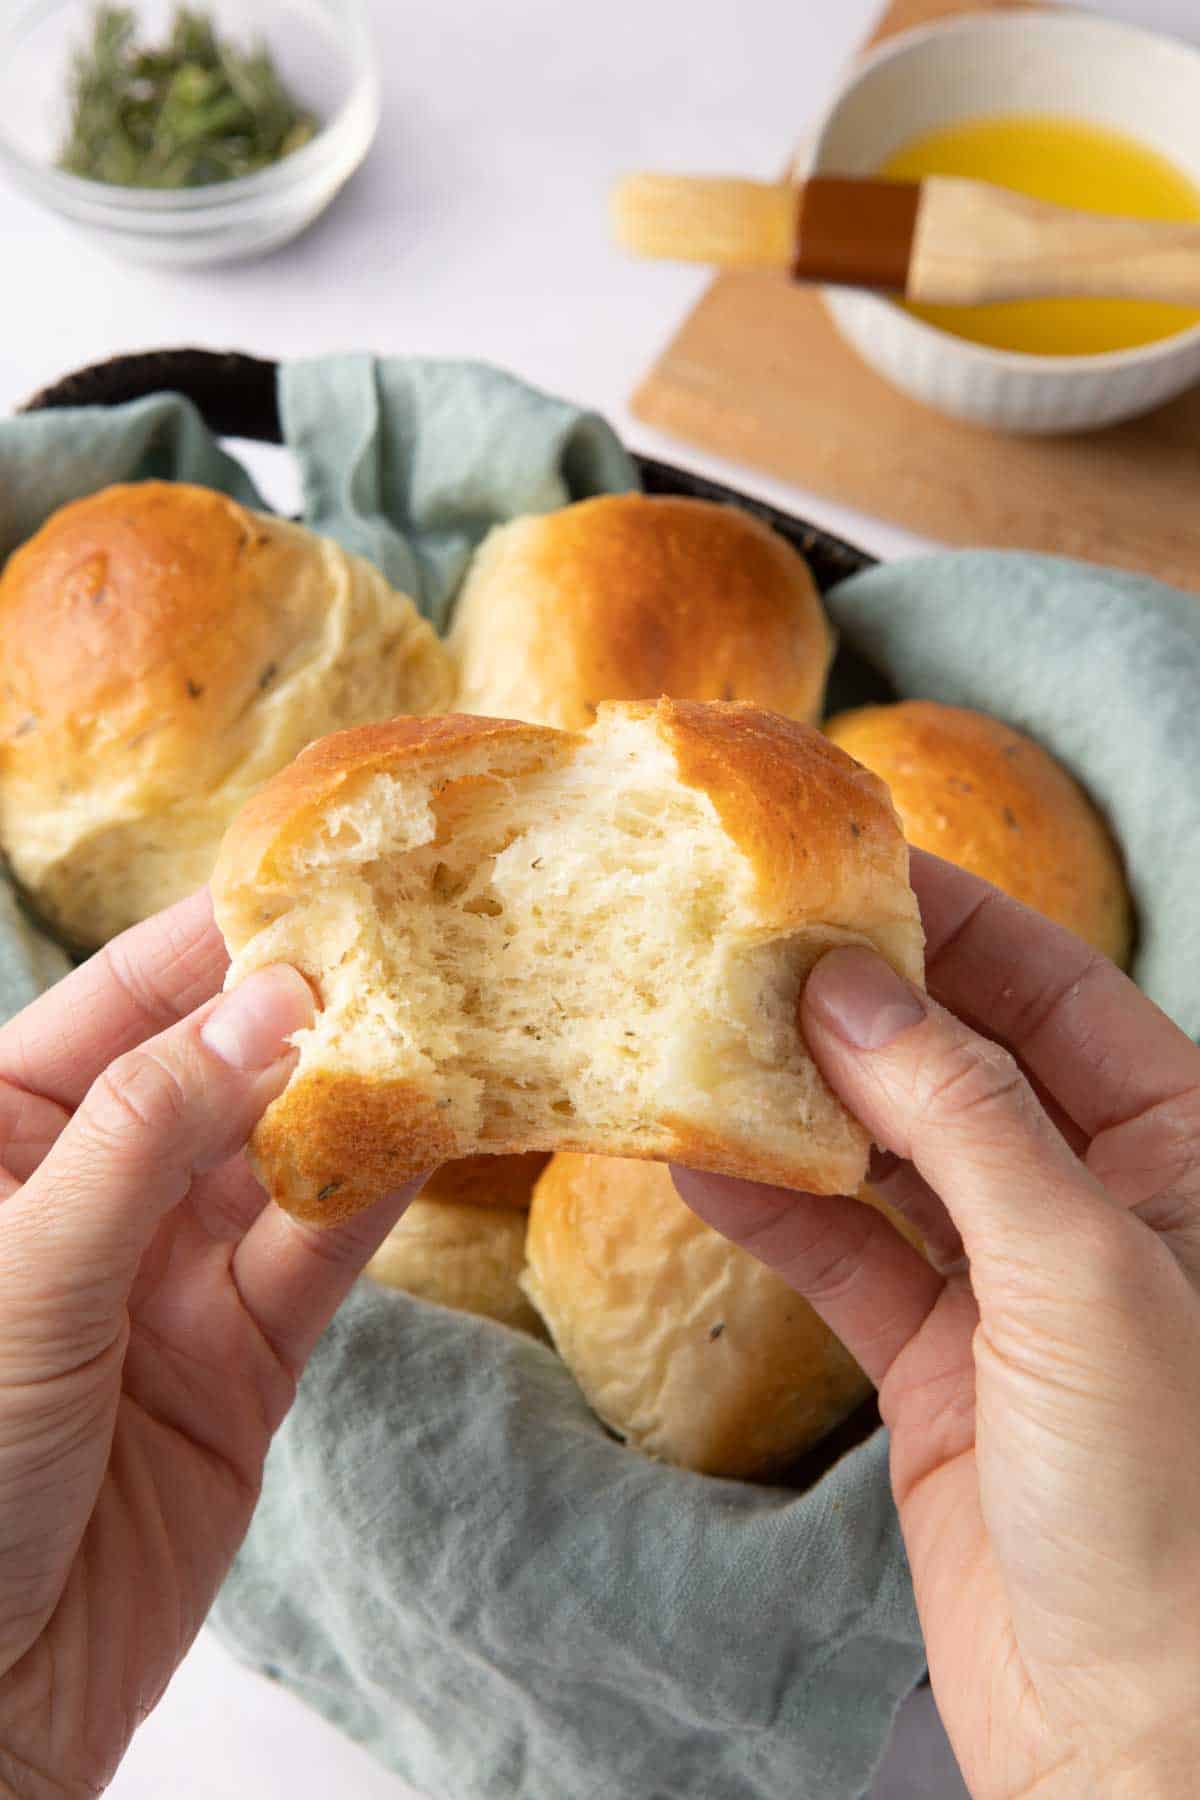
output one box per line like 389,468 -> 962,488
675,851 -> 1200,1799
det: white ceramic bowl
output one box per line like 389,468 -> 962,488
807,12 -> 1200,434
0,0 -> 379,267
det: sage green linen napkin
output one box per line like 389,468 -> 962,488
2,356 -> 1198,1799
279,356 -> 639,631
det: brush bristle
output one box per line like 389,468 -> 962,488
610,175 -> 796,268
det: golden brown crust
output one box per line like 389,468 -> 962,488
655,698 -> 923,968
365,1200 -> 543,1336
252,1113 -> 866,1231
449,494 -> 835,730
0,483 -> 302,770
523,1154 -> 871,1477
249,1071 -> 460,1226
656,1115 -> 866,1198
419,1153 -> 550,1210
0,481 -> 454,947
825,701 -> 1134,966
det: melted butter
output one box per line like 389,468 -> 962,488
879,114 -> 1200,356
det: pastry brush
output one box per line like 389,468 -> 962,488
611,172 -> 1200,306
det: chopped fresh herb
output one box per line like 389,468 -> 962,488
58,6 -> 319,189
316,1181 -> 341,1201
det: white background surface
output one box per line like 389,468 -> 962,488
0,0 -> 1193,1794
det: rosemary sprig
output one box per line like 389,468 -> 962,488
57,6 -> 320,189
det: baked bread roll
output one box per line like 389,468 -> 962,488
825,701 -> 1133,965
418,1152 -> 548,1210
522,1154 -> 871,1478
366,1199 -> 543,1336
0,482 -> 455,948
448,495 -> 834,731
211,698 -> 923,1226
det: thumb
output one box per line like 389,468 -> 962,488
0,966 -> 313,1378
801,947 -> 1137,1319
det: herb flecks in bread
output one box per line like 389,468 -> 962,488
212,700 -> 924,1226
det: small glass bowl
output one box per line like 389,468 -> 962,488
0,0 -> 380,266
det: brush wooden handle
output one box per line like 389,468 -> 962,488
611,175 -> 797,269
912,177 -> 1200,306
613,171 -> 1200,307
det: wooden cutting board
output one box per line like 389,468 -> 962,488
631,0 -> 1200,592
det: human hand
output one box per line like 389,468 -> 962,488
674,851 -> 1200,1800
0,893 -> 422,1797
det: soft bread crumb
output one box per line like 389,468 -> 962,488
213,701 -> 924,1224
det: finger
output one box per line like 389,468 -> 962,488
911,849 -> 1199,1144
230,1176 -> 428,1376
802,946 -> 1136,1314
128,1158 -> 273,1322
0,966 -> 313,1378
0,1081 -> 70,1184
1089,1106 -> 1200,1281
867,1150 -> 965,1272
0,888 -> 227,1112
669,1166 -> 944,1386
189,1157 -> 273,1245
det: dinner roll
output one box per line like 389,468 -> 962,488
366,1199 -> 543,1336
418,1152 -> 549,1210
448,494 -> 834,730
522,1154 -> 871,1478
212,698 -> 923,1227
825,701 -> 1133,965
0,482 -> 454,948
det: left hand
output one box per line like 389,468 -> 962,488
0,892 -> 421,1797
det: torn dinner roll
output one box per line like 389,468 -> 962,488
211,699 -> 923,1227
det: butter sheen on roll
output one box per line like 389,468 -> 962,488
448,494 -> 835,731
0,482 -> 454,948
366,1198 -> 543,1337
211,698 -> 924,1227
826,700 -> 1134,966
522,1154 -> 872,1478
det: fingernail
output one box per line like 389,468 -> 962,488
805,947 -> 927,1051
201,966 -> 315,1072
